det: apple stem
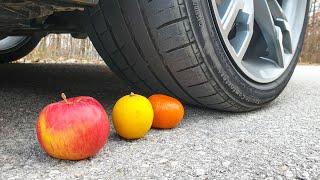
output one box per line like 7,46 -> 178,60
61,93 -> 69,103
130,92 -> 135,96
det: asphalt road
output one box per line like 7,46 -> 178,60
0,64 -> 320,179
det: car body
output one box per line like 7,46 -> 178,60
0,0 -> 97,35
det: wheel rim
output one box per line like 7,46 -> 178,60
210,0 -> 308,83
0,36 -> 28,52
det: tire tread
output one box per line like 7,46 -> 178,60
87,0 -> 250,111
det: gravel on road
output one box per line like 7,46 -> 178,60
0,64 -> 320,179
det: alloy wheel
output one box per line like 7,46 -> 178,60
210,0 -> 308,83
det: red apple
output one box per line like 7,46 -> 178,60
36,94 -> 109,160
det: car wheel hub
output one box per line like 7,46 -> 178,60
210,0 -> 308,83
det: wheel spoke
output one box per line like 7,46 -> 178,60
229,11 -> 254,61
268,0 -> 293,53
219,0 -> 245,34
267,0 -> 287,20
216,0 -> 254,61
254,0 -> 288,68
275,18 -> 293,53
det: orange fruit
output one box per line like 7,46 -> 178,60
112,92 -> 154,140
148,94 -> 184,129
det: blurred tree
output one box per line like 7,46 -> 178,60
301,0 -> 320,64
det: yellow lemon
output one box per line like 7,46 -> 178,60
112,92 -> 154,140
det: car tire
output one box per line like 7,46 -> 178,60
86,0 -> 310,112
0,35 -> 41,63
